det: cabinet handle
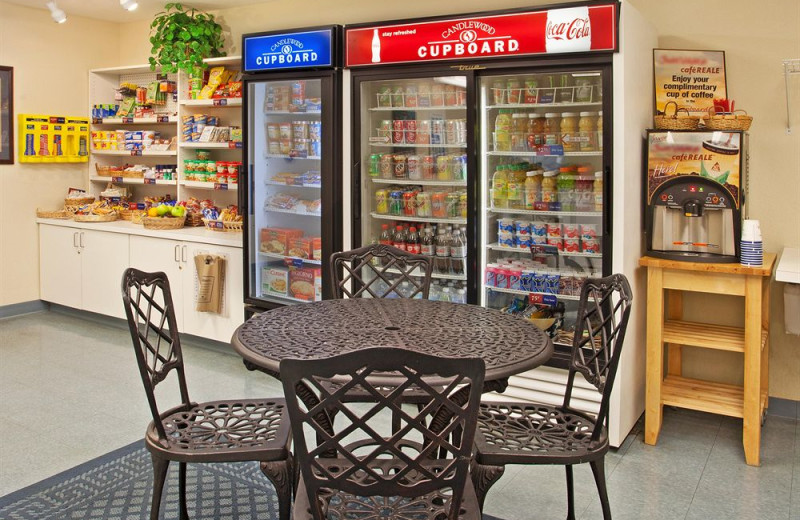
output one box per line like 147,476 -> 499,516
174,244 -> 180,263
73,232 -> 79,248
181,245 -> 187,263
79,232 -> 84,249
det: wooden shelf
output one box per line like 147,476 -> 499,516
663,320 -> 745,353
662,376 -> 744,418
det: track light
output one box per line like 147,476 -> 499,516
46,1 -> 67,23
120,0 -> 138,11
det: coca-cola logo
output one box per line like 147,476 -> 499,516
546,17 -> 590,41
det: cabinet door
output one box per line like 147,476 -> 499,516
80,230 -> 130,319
39,225 -> 82,309
129,235 -> 185,329
181,243 -> 244,343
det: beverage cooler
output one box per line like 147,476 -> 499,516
345,2 -> 657,446
241,26 -> 342,312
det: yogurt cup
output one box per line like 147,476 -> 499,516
580,223 -> 599,240
562,223 -> 580,239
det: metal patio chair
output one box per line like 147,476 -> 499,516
330,243 -> 433,299
472,274 -> 633,519
122,268 -> 294,520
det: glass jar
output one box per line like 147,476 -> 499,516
544,113 -> 561,146
557,166 -> 577,211
579,111 -> 598,151
560,112 -> 579,152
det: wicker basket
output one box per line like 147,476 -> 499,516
654,101 -> 701,130
703,107 -> 753,131
73,212 -> 119,223
95,165 -> 121,177
119,208 -> 146,221
142,216 -> 186,230
65,196 -> 95,206
203,218 -> 243,232
186,211 -> 205,227
36,208 -> 73,220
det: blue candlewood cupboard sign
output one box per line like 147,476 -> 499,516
243,29 -> 334,72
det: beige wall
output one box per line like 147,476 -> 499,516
2,0 -> 798,396
0,2 -> 120,304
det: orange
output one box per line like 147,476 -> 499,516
147,207 -> 159,217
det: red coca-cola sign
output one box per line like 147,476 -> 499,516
346,3 -> 617,67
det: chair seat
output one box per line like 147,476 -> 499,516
292,471 -> 481,520
474,401 -> 608,466
145,398 -> 292,463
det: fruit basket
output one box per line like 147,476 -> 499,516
203,218 -> 243,232
36,208 -> 73,220
142,216 -> 186,230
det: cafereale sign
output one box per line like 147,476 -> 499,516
345,3 -> 618,67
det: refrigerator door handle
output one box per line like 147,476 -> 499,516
352,161 -> 360,219
604,165 -> 612,236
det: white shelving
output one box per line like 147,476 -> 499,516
489,207 -> 602,218
486,243 -> 602,258
181,180 -> 238,191
91,175 -> 176,186
486,286 -> 580,301
371,178 -> 466,187
180,98 -> 242,107
259,251 -> 321,265
92,150 -> 177,157
370,212 -> 466,225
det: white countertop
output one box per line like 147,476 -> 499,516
36,218 -> 244,248
776,247 -> 800,284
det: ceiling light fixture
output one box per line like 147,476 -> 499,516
46,1 -> 67,23
120,0 -> 139,11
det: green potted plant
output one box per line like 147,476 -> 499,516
148,3 -> 226,75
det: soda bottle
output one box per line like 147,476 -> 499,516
421,227 -> 435,257
449,228 -> 466,275
407,226 -> 420,255
379,223 -> 392,246
435,228 -> 450,275
393,225 -> 406,251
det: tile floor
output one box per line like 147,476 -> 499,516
0,309 -> 798,519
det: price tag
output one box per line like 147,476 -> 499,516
92,117 -> 103,124
144,178 -> 156,185
130,150 -> 142,156
213,98 -> 227,106
156,73 -> 167,81
283,258 -> 304,268
112,176 -> 123,182
122,117 -> 134,124
157,115 -> 169,123
228,141 -> 243,149
528,293 -> 558,307
213,183 -> 228,190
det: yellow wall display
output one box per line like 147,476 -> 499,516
18,114 -> 89,163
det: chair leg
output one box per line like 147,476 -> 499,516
261,456 -> 294,520
471,460 -> 505,512
565,465 -> 575,520
150,454 -> 169,520
178,461 -> 189,520
590,458 -> 612,520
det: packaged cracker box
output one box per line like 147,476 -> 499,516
260,227 -> 304,255
289,267 -> 322,301
262,266 -> 289,296
287,236 -> 314,259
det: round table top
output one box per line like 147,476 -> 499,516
232,298 -> 553,382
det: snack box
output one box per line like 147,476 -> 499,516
287,237 -> 314,259
262,266 -> 289,296
311,237 -> 322,260
289,267 -> 322,301
260,227 -> 304,255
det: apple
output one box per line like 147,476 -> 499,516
171,205 -> 185,218
156,204 -> 170,217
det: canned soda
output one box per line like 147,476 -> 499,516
431,191 -> 447,217
459,192 -> 468,218
375,189 -> 389,214
422,155 -> 435,180
380,153 -> 394,179
389,191 -> 403,216
392,119 -> 405,144
418,83 -> 432,107
451,154 -> 467,180
431,84 -> 445,106
407,155 -> 421,180
446,192 -> 460,218
430,117 -> 444,145
404,119 -> 417,144
369,153 -> 381,177
416,119 -> 431,144
436,155 -> 451,180
416,192 -> 432,217
391,85 -> 405,107
445,119 -> 457,145
405,85 -> 418,107
377,84 -> 392,107
403,191 -> 416,216
393,154 -> 407,179
456,88 -> 467,106
378,120 -> 392,141
444,85 -> 457,106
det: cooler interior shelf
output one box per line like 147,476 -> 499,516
661,376 -> 768,420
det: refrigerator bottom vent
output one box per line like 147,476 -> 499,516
484,366 -> 601,415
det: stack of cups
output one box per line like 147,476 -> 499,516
740,219 -> 763,267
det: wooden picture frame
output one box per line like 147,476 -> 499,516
653,49 -> 727,117
0,66 -> 13,164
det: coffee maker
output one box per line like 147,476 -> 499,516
645,130 -> 746,263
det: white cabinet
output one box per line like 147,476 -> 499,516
39,224 -> 130,319
129,235 -> 244,342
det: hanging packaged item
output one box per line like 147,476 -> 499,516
195,254 -> 225,313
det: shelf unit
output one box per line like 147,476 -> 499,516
641,254 -> 776,466
88,57 -> 242,207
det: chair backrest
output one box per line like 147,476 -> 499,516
563,273 -> 633,440
329,244 -> 433,299
121,268 -> 191,441
280,347 -> 485,520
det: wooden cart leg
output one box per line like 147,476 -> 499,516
645,267 -> 665,446
667,290 -> 683,376
742,275 -> 762,466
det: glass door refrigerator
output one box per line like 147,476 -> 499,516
241,26 -> 342,313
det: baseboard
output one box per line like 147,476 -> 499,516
0,300 -> 49,319
767,397 -> 799,420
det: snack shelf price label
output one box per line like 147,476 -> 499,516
122,117 -> 134,124
157,115 -> 169,123
214,183 -> 228,190
144,178 -> 156,185
528,293 -> 559,307
92,117 -> 103,124
213,99 -> 228,106
228,142 -> 243,149
112,176 -> 123,182
130,150 -> 142,156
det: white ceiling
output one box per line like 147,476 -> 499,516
4,0 -> 269,23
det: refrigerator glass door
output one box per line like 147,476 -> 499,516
479,69 -> 605,347
358,75 -> 469,303
247,78 -> 323,305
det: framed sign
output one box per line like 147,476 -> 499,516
653,49 -> 727,116
0,66 -> 13,164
